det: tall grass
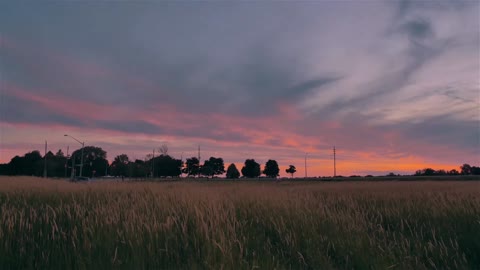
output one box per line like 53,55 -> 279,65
0,177 -> 478,269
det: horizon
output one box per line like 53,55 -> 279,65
1,145 -> 475,178
1,1 -> 479,177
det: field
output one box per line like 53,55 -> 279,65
0,177 -> 479,269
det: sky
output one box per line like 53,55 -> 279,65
0,1 -> 479,176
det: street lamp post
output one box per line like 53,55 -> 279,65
64,134 -> 85,178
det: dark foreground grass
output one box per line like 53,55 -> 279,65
0,177 -> 479,269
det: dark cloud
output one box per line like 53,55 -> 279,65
402,18 -> 433,40
92,120 -> 163,135
0,94 -> 86,127
400,116 -> 479,149
393,0 -> 477,19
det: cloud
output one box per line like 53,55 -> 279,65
0,1 -> 478,175
402,18 -> 433,40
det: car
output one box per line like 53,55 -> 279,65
73,176 -> 90,182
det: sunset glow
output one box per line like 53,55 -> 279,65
1,1 -> 478,176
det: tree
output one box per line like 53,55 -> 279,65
241,159 -> 260,178
158,144 -> 168,156
0,164 -> 9,175
71,146 -> 108,177
201,157 -> 225,178
131,159 -> 148,178
461,164 -> 472,175
45,150 -> 68,177
448,169 -> 459,175
183,157 -> 200,177
285,165 -> 296,178
423,168 -> 435,176
110,154 -> 130,177
200,163 -> 214,177
0,150 -> 44,176
472,166 -> 480,175
226,163 -> 240,179
8,156 -> 24,175
263,160 -> 280,178
24,150 -> 43,176
156,155 -> 182,177
55,149 -> 65,158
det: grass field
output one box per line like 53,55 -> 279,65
0,177 -> 479,269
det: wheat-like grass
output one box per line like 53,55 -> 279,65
0,176 -> 478,269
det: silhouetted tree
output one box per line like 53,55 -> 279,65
201,163 -> 214,177
201,157 -> 225,178
111,154 -> 130,177
263,160 -> 279,178
226,163 -> 240,179
241,159 -> 261,178
448,169 -> 460,175
158,144 -> 168,156
45,149 -> 68,177
156,155 -> 182,177
155,155 -> 183,177
286,165 -> 296,178
25,151 -> 43,176
71,146 -> 108,177
461,164 -> 472,175
8,156 -> 23,175
422,168 -> 435,176
131,159 -> 148,178
0,164 -> 9,175
55,149 -> 65,158
471,166 -> 480,175
183,157 -> 200,177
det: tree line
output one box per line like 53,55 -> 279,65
414,164 -> 480,176
0,146 -> 478,178
0,146 -> 295,179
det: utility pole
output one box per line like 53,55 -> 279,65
64,134 -> 84,177
80,143 -> 84,178
152,149 -> 155,178
180,152 -> 184,178
198,145 -> 201,162
65,146 -> 69,178
71,154 -> 75,179
304,152 -> 307,178
43,140 -> 47,178
333,146 -> 336,177
144,156 -> 148,179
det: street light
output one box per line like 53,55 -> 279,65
64,134 -> 85,178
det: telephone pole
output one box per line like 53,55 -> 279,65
152,149 -> 155,178
198,145 -> 201,162
333,146 -> 336,177
43,140 -> 47,178
65,146 -> 69,178
304,153 -> 307,178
